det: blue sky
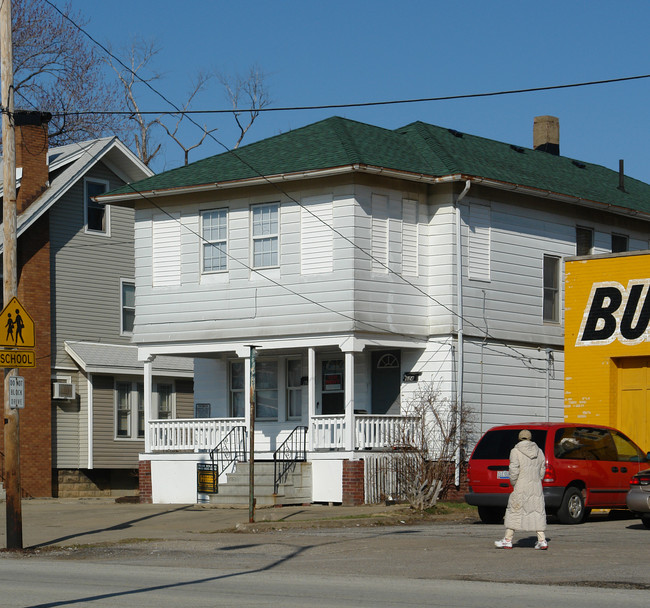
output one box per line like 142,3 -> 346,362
63,0 -> 650,183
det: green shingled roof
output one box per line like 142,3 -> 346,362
107,116 -> 650,214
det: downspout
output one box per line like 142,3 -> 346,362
87,374 -> 93,469
454,180 -> 471,485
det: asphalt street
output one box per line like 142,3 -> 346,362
0,499 -> 648,607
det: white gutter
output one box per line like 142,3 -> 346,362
455,180 -> 471,486
98,166 -> 650,222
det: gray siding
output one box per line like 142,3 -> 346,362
50,162 -> 136,368
92,374 -> 142,469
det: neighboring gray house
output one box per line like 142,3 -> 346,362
101,115 -> 650,505
1,113 -> 193,498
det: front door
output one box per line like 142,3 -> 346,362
371,350 -> 401,414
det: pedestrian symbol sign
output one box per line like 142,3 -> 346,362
0,298 -> 34,348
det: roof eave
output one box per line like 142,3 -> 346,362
99,164 -> 650,221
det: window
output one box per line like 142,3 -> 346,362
611,233 -> 629,253
121,280 -> 135,334
229,358 -> 279,420
85,179 -> 109,233
252,203 -> 279,268
543,255 -> 560,322
230,360 -> 246,418
287,359 -> 303,420
255,360 -> 278,419
157,383 -> 174,419
576,226 -> 593,256
202,209 -> 228,272
115,381 -> 144,439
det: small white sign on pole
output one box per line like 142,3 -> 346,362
9,375 -> 25,409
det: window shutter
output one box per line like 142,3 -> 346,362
152,212 -> 181,286
371,194 -> 389,272
402,198 -> 418,276
468,203 -> 491,282
301,196 -> 333,274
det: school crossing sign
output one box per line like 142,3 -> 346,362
0,297 -> 35,368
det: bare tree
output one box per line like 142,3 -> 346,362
218,65 -> 271,149
11,0 -> 124,144
389,383 -> 475,510
156,71 -> 219,166
105,37 -> 164,166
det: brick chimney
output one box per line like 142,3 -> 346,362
15,110 -> 52,214
533,115 -> 560,156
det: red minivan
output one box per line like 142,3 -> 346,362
465,422 -> 650,524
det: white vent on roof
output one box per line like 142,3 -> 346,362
53,382 -> 75,400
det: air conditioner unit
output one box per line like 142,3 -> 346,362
53,382 -> 75,400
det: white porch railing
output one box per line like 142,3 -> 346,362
148,415 -> 419,452
310,415 -> 346,450
149,418 -> 245,452
355,414 -> 419,450
310,414 -> 419,450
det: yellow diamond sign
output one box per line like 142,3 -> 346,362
0,297 -> 35,348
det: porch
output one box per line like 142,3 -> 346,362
147,414 -> 418,454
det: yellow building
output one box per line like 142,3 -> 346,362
565,251 -> 650,452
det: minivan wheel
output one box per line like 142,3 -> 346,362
557,487 -> 586,524
477,506 -> 505,524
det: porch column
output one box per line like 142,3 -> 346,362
308,347 -> 316,450
244,354 -> 252,455
143,356 -> 154,453
344,351 -> 355,451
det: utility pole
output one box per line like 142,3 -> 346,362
1,0 -> 23,549
248,346 -> 257,523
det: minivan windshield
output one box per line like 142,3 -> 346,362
471,429 -> 547,460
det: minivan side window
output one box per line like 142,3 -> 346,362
611,431 -> 647,462
554,427 -> 617,461
472,429 -> 547,460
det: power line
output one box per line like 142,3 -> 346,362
46,74 -> 650,119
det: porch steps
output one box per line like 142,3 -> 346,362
208,461 -> 312,507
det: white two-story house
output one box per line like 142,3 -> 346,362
101,115 -> 650,505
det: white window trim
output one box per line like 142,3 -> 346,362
84,177 -> 111,236
201,208 -> 229,274
251,202 -> 280,269
543,254 -> 561,324
114,379 -> 144,441
120,278 -> 135,336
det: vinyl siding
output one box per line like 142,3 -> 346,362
92,375 -> 142,469
50,162 -> 136,368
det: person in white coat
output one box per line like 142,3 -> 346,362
495,429 -> 548,550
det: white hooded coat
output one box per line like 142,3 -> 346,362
503,439 -> 547,531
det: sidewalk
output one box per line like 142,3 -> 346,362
0,498 -> 468,550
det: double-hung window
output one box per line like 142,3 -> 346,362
543,255 -> 560,323
287,359 -> 303,420
157,383 -> 174,419
115,381 -> 144,439
85,178 -> 109,234
229,358 -> 279,420
252,203 -> 279,268
202,209 -> 228,272
121,280 -> 135,335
